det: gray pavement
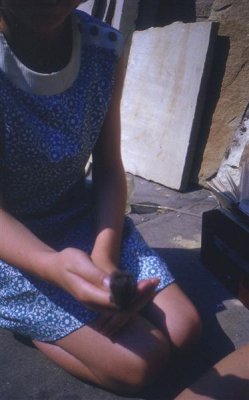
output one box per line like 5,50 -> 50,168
1,176 -> 249,400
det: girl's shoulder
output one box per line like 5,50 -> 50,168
73,9 -> 124,57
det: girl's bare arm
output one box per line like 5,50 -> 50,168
91,55 -> 127,273
0,207 -> 115,311
90,56 -> 159,334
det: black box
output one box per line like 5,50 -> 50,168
201,208 -> 249,308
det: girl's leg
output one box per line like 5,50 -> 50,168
174,344 -> 249,400
33,314 -> 170,394
143,283 -> 202,349
33,283 -> 200,393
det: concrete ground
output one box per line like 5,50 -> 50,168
1,175 -> 249,400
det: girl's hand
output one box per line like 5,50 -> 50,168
44,247 -> 117,312
93,278 -> 160,336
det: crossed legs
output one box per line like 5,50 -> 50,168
33,283 -> 201,394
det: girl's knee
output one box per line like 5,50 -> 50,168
188,303 -> 202,339
107,354 -> 168,393
148,284 -> 202,351
131,338 -> 170,391
101,331 -> 171,394
177,303 -> 202,349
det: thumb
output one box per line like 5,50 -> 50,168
69,255 -> 111,291
137,278 -> 160,293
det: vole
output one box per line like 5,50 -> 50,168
109,270 -> 137,311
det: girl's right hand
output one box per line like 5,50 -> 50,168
44,247 -> 117,312
94,278 -> 160,336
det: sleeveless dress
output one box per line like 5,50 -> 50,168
0,10 -> 175,342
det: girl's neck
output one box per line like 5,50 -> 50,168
1,17 -> 73,73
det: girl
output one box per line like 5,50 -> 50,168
0,0 -> 201,394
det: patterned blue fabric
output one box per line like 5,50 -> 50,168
0,11 -> 174,341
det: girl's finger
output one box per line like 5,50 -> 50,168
68,260 -> 111,291
93,309 -> 133,336
100,313 -> 132,337
68,274 -> 116,311
58,248 -> 112,290
93,311 -> 113,331
131,282 -> 158,312
137,277 -> 160,293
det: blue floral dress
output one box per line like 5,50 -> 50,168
0,10 -> 174,342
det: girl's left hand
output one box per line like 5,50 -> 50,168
93,277 -> 160,336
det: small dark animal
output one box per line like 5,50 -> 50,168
109,271 -> 137,311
